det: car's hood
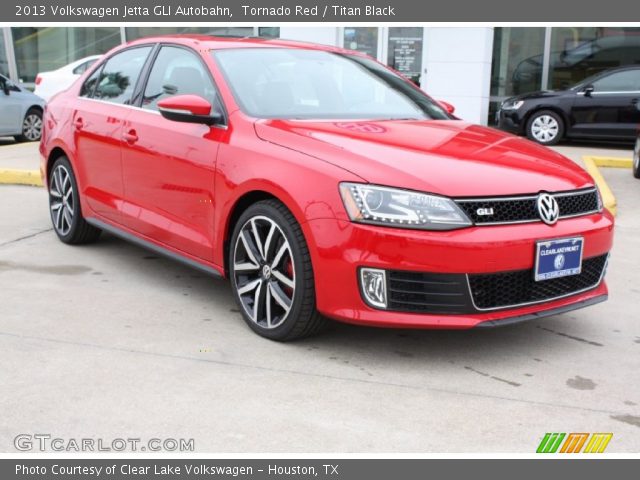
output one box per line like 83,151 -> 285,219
254,119 -> 593,197
512,90 -> 568,102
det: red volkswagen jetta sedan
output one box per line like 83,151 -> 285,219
40,36 -> 614,340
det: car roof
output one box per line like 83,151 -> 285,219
597,64 -> 640,73
123,34 -> 364,56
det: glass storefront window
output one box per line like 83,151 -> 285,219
11,27 -> 121,83
0,32 -> 8,77
343,27 -> 378,58
258,27 -> 280,39
124,27 -> 255,41
489,27 -> 546,124
548,27 -> 640,90
491,27 -> 546,98
387,27 -> 423,85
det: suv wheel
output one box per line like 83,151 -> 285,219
48,156 -> 101,244
526,110 -> 564,146
229,200 -> 326,341
15,108 -> 43,142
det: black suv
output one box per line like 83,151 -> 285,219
498,66 -> 640,145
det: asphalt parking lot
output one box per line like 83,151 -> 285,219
1,141 -> 639,453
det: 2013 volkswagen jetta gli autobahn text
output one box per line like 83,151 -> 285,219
40,36 -> 615,340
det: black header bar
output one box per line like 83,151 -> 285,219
4,0 -> 640,22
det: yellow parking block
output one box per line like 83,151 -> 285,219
582,156 -> 617,217
0,169 -> 43,187
590,156 -> 633,169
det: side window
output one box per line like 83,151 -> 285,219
592,70 -> 640,92
93,47 -> 152,105
80,66 -> 102,97
142,46 -> 218,112
73,59 -> 98,75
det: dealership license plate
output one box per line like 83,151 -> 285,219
535,237 -> 584,282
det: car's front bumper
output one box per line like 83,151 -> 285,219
305,210 -> 614,328
497,108 -> 526,135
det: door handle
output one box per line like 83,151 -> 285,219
631,98 -> 638,105
122,130 -> 138,144
73,118 -> 84,130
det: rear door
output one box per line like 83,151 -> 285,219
72,46 -> 152,224
570,68 -> 640,139
120,44 -> 227,261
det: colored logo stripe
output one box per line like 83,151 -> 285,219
537,433 -> 613,453
583,433 -> 613,453
537,433 -> 566,453
560,433 -> 589,453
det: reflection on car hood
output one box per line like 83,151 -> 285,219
510,90 -> 569,102
254,119 -> 593,197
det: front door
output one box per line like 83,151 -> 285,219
0,76 -> 23,135
120,45 -> 226,261
570,68 -> 640,139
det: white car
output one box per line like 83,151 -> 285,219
34,55 -> 102,101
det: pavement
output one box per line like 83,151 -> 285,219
0,138 -> 40,170
0,140 -> 639,453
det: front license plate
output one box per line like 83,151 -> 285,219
535,237 -> 584,282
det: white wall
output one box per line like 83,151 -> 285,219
422,27 -> 494,125
278,27 -> 340,47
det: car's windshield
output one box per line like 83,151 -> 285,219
212,48 -> 449,120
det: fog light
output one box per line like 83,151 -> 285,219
360,268 -> 387,308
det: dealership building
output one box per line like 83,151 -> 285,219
2,26 -> 639,124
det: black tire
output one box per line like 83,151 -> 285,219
633,136 -> 640,179
525,110 -> 564,146
229,200 -> 326,341
48,156 -> 102,244
14,108 -> 43,142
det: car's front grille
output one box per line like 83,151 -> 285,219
468,254 -> 608,310
455,188 -> 600,225
383,254 -> 608,314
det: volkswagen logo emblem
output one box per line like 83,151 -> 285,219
554,253 -> 565,270
536,193 -> 560,225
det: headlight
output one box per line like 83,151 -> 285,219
595,186 -> 604,212
501,100 -> 524,110
339,183 -> 472,230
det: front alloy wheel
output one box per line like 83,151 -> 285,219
233,215 -> 295,329
230,200 -> 325,341
633,136 -> 640,179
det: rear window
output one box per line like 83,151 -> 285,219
80,47 -> 151,105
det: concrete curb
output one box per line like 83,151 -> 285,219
582,156 -> 628,217
0,169 -> 43,187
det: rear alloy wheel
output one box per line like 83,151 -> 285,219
230,200 -> 326,341
633,136 -> 640,179
15,108 -> 43,142
526,110 -> 564,146
48,156 -> 101,244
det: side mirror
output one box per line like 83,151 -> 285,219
157,95 -> 222,126
438,100 -> 456,115
583,85 -> 594,97
1,80 -> 9,96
